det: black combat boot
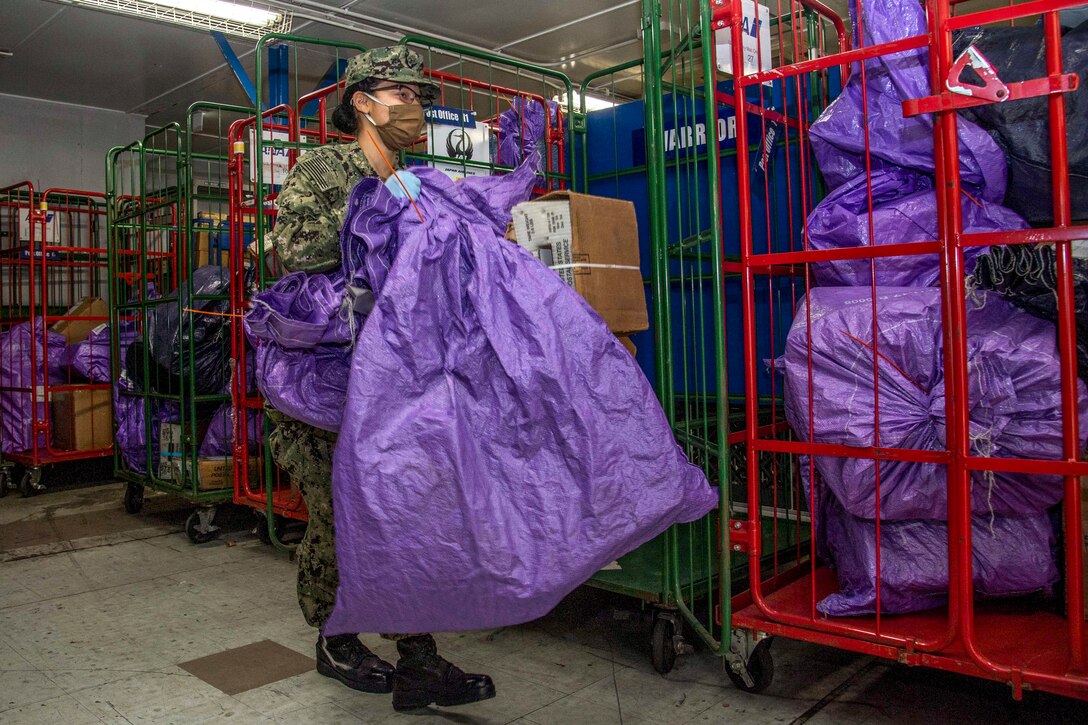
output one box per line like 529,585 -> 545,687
316,633 -> 395,693
392,634 -> 496,711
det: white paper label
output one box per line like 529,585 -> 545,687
425,105 -> 492,181
249,128 -> 291,186
715,1 -> 772,79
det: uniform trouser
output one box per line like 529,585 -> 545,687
267,413 -> 417,641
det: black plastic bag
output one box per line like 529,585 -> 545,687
971,243 -> 1088,384
953,22 -> 1088,225
141,265 -> 232,396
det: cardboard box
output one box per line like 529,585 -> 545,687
51,297 -> 109,344
194,233 -> 230,268
618,335 -> 637,357
158,422 -> 186,483
160,422 -> 183,454
511,191 -> 649,335
158,456 -> 188,484
51,389 -> 112,451
196,456 -> 259,491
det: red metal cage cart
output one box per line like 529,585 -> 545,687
705,0 -> 1088,701
0,184 -> 112,496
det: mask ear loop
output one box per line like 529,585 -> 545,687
359,105 -> 426,222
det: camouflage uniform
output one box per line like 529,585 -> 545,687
266,410 -> 339,627
268,143 -> 381,273
267,45 -> 437,636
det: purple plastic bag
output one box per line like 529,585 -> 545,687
778,287 -> 1088,520
246,159 -> 543,434
806,168 -> 1027,286
245,269 -> 353,432
498,97 -> 557,170
809,0 -> 1006,201
198,402 -> 261,457
245,270 -> 351,349
819,495 -> 1057,616
68,323 -> 117,383
254,343 -> 350,433
113,376 -> 180,473
1,321 -> 67,454
325,167 -> 717,635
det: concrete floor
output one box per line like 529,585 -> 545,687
2,481 -> 1087,724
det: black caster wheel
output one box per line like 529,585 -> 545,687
186,508 -> 220,544
19,468 -> 43,498
727,638 -> 774,693
651,613 -> 680,675
255,512 -> 287,545
123,483 -> 145,514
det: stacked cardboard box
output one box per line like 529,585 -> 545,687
50,298 -> 112,452
193,212 -> 230,268
51,389 -> 111,451
510,191 -> 649,336
158,422 -> 258,491
52,297 -> 108,344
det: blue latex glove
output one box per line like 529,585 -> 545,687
384,170 -> 422,200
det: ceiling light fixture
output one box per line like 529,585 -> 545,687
59,0 -> 291,39
554,91 -> 617,113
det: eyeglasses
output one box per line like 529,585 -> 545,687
369,84 -> 429,106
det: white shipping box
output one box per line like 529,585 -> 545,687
511,201 -> 577,286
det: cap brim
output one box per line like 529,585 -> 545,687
420,82 -> 440,103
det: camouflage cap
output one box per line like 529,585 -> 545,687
344,46 -> 439,102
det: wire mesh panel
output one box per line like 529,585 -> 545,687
588,0 -> 840,676
107,107 -> 247,523
401,36 -> 574,193
723,0 -> 1088,700
229,35 -> 369,542
0,183 -> 111,492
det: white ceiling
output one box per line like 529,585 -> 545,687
0,0 -> 648,127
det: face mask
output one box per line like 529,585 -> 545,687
361,93 -> 426,150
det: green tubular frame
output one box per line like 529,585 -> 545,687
575,0 -> 830,662
571,9 -> 730,641
644,0 -> 730,654
107,104 -> 253,505
398,33 -> 576,191
250,34 -> 368,551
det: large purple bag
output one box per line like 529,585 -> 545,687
113,373 -> 181,474
253,344 -> 350,432
818,494 -> 1058,616
808,0 -> 1006,201
245,270 -> 351,349
325,168 -> 717,635
779,287 -> 1088,521
246,271 -> 352,432
246,162 -> 544,433
806,168 -> 1027,287
1,322 -> 67,454
68,322 -> 123,383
